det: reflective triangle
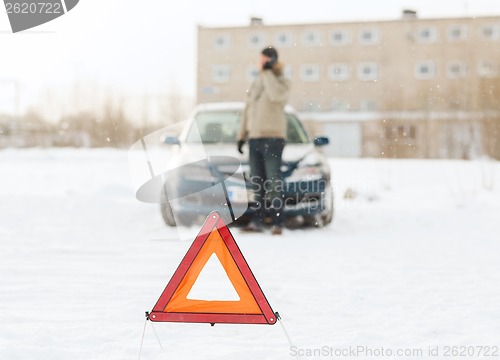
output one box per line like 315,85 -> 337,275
149,211 -> 277,325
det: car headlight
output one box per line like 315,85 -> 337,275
287,153 -> 327,182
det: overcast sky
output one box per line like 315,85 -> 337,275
1,0 -> 500,118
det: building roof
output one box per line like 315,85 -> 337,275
198,14 -> 500,30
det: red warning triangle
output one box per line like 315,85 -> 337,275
149,211 -> 277,325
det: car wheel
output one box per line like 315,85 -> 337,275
303,185 -> 334,228
321,185 -> 334,225
160,185 -> 196,227
160,186 -> 177,227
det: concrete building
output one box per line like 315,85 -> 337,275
197,12 -> 500,159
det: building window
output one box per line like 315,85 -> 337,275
300,64 -> 320,82
415,61 -> 436,79
357,62 -> 378,81
330,29 -> 350,45
359,28 -> 379,45
416,26 -> 438,43
447,61 -> 467,79
248,32 -> 266,47
481,25 -> 499,40
477,60 -> 499,77
212,64 -> 231,83
328,63 -> 350,81
398,125 -> 417,139
214,34 -> 230,49
447,25 -> 467,41
360,99 -> 378,111
275,32 -> 293,47
302,30 -> 321,46
332,99 -> 350,111
387,125 -> 416,140
246,66 -> 259,82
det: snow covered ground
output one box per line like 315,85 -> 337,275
1,148 -> 499,360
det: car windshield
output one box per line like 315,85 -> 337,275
185,110 -> 310,144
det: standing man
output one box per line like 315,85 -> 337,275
237,46 -> 290,235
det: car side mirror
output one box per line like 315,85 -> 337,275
313,136 -> 329,147
163,135 -> 180,145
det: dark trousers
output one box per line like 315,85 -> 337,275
248,138 -> 285,226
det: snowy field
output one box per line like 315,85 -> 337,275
1,148 -> 499,360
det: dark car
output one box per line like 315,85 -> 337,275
160,102 -> 334,228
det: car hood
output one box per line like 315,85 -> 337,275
173,142 -> 318,165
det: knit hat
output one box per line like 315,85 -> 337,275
261,46 -> 278,60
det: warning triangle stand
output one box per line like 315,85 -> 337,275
148,211 -> 278,325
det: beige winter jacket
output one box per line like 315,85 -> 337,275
237,67 -> 290,141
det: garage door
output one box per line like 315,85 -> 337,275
322,123 -> 362,157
